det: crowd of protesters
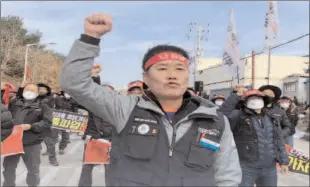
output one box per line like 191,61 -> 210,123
0,12 -> 308,187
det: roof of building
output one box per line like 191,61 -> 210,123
284,73 -> 309,78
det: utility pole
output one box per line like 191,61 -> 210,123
187,22 -> 210,87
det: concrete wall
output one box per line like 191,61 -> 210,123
282,76 -> 309,103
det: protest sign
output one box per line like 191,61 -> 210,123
277,144 -> 309,175
52,110 -> 88,132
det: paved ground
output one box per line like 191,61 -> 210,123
1,134 -> 309,186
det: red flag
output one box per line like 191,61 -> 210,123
1,126 -> 24,157
4,86 -> 10,107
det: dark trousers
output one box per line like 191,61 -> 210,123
2,144 -> 42,187
239,164 -> 277,187
43,134 -> 57,160
78,143 -> 110,187
52,129 -> 70,150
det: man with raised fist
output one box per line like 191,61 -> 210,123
61,13 -> 241,186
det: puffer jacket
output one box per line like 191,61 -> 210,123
219,93 -> 289,167
1,103 -> 14,142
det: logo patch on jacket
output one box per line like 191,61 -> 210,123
133,117 -> 157,124
130,124 -> 159,136
137,124 -> 150,134
198,127 -> 220,136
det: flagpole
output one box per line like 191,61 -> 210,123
236,66 -> 240,84
267,48 -> 271,84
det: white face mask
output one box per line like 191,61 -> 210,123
246,98 -> 264,110
23,91 -> 38,100
215,100 -> 224,106
64,93 -> 71,99
280,103 -> 290,109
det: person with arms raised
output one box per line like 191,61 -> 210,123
60,13 -> 241,186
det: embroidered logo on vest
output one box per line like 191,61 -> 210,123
137,124 -> 150,135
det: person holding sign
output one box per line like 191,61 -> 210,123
2,83 -> 52,187
54,91 -> 77,155
37,83 -> 59,166
219,86 -> 289,187
60,13 -> 241,186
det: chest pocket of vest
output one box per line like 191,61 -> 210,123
185,125 -> 219,171
124,124 -> 159,160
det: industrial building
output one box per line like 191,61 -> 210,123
282,74 -> 309,104
196,55 -> 309,99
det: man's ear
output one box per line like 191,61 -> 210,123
142,71 -> 149,86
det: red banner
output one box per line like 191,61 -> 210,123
84,137 -> 111,165
1,126 -> 24,157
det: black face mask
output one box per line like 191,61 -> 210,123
266,96 -> 275,104
39,93 -> 47,97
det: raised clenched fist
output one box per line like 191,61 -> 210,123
92,64 -> 102,76
84,13 -> 112,39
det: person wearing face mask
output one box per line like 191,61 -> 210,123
53,91 -> 77,155
259,85 -> 295,142
219,86 -> 289,187
211,95 -> 225,107
3,83 -> 52,187
279,96 -> 298,147
36,83 -> 59,166
60,13 -> 242,186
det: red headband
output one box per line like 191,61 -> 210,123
144,52 -> 189,70
128,82 -> 143,91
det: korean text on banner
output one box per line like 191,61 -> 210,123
276,144 -> 309,175
1,126 -> 24,157
264,0 -> 279,52
222,8 -> 240,79
52,110 -> 88,132
84,137 -> 111,165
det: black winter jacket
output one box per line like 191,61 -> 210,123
37,83 -> 55,108
55,96 -> 76,112
266,104 -> 295,137
283,106 -> 299,128
8,98 -> 52,146
219,93 -> 289,166
1,103 -> 14,142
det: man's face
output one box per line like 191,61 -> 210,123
128,87 -> 143,96
39,87 -> 48,95
143,60 -> 188,100
24,84 -> 39,95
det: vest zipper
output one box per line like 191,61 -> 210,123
169,125 -> 177,157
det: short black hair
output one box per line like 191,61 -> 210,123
142,44 -> 189,71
